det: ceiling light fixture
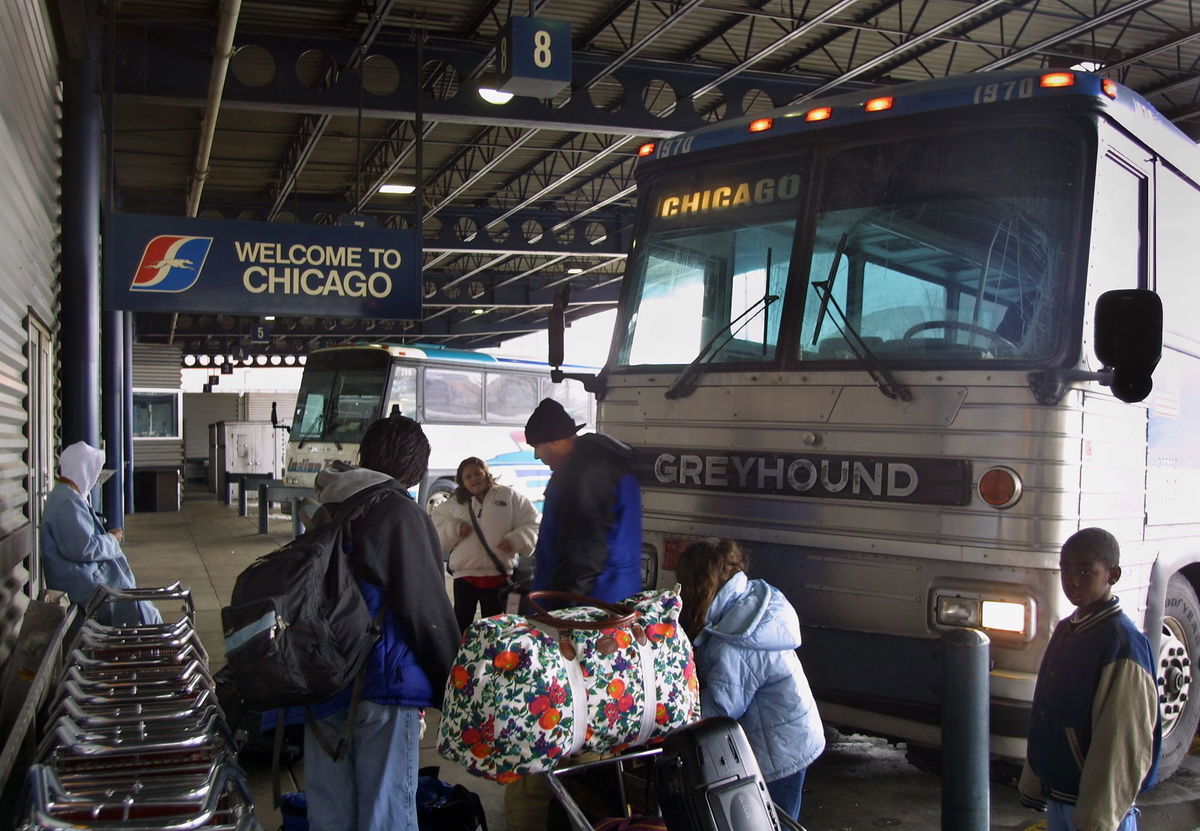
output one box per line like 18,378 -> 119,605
478,87 -> 514,105
379,183 -> 416,195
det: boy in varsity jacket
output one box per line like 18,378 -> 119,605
1019,527 -> 1161,831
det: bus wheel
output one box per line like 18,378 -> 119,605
1157,574 -> 1200,779
424,480 -> 455,514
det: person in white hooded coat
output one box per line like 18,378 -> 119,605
431,456 -> 539,633
40,441 -> 161,626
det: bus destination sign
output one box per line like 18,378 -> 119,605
639,448 -> 972,506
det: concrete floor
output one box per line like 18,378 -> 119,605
120,489 -> 1200,831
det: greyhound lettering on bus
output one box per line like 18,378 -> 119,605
638,448 -> 972,506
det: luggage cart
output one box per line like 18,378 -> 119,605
19,584 -> 264,831
545,744 -> 809,831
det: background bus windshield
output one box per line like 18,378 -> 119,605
618,125 -> 1084,367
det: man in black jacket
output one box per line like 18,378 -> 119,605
525,397 -> 643,604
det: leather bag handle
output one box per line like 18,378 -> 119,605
524,591 -> 639,631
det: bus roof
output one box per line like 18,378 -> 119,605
314,342 -> 598,372
638,70 -> 1199,181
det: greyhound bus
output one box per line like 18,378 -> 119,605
552,70 -> 1200,775
284,344 -> 594,512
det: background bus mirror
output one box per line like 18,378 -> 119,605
549,285 -> 570,369
1094,289 -> 1162,403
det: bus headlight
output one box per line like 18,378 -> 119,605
934,591 -> 1034,639
937,595 -> 979,626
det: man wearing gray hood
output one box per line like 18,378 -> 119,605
40,441 -> 161,626
302,414 -> 458,831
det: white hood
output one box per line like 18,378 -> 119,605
59,441 -> 105,496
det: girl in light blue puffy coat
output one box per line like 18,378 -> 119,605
677,538 -> 825,824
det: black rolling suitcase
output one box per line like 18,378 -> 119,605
654,717 -> 789,831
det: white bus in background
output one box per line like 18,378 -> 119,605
551,70 -> 1200,776
284,344 -> 595,512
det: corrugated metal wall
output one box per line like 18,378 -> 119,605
132,344 -> 183,469
0,0 -> 61,533
183,393 -> 240,459
246,391 -> 297,425
0,0 -> 61,661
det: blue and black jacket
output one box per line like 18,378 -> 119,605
1018,596 -> 1160,831
532,433 -> 642,604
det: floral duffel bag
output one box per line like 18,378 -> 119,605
437,588 -> 700,781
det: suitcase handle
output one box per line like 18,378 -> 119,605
524,591 -> 640,631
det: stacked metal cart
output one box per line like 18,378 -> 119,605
18,583 -> 262,831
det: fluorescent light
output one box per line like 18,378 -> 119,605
479,87 -> 514,105
263,315 -> 276,321
471,308 -> 485,315
379,183 -> 416,195
567,267 -> 584,275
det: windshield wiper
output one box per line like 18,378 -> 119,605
809,276 -> 913,402
665,292 -> 780,400
296,405 -> 342,450
810,233 -> 848,347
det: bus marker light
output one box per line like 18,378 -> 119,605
1040,72 -> 1075,88
1102,79 -> 1118,99
805,107 -> 833,122
638,142 -> 657,157
982,600 -> 1026,633
864,97 -> 894,112
979,466 -> 1021,508
749,118 -> 774,133
662,537 -> 694,570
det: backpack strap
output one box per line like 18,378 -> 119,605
271,482 -> 393,779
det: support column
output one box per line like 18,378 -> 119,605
124,311 -> 135,512
59,16 -> 102,451
102,310 -> 124,526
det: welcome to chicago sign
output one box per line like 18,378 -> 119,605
104,213 -> 422,319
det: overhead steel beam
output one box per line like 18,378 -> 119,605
114,26 -> 831,137
267,0 -> 399,219
790,0 -> 1012,102
976,0 -> 1163,72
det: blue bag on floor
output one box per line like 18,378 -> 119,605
279,791 -> 307,831
417,766 -> 488,831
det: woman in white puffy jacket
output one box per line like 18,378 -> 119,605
432,457 -> 540,633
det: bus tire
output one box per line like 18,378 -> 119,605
424,479 -> 455,514
1157,574 -> 1200,780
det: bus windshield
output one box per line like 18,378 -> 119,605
292,362 -> 389,445
617,125 -> 1085,368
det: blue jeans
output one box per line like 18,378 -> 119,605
767,768 -> 807,823
304,702 -> 420,831
1047,800 -> 1139,831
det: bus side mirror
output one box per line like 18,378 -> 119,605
1094,289 -> 1162,403
549,285 -> 570,369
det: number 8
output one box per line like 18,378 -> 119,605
533,30 -> 552,68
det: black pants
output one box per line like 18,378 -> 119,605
453,578 -> 506,634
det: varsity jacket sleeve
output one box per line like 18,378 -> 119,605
501,487 -> 540,556
1017,761 -> 1047,811
1076,657 -> 1158,831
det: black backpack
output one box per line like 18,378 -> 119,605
221,484 -> 391,713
